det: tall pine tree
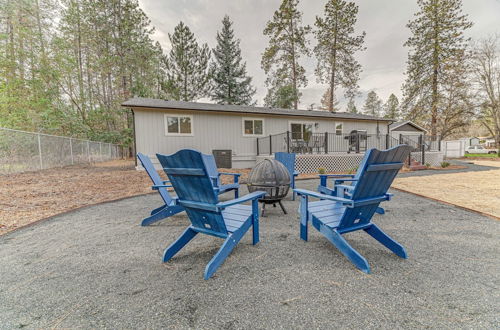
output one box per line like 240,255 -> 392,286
383,94 -> 400,119
363,91 -> 382,117
262,0 -> 310,109
401,0 -> 472,136
164,22 -> 211,102
346,98 -> 358,113
314,0 -> 365,112
210,16 -> 255,105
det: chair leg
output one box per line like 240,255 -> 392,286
319,225 -> 371,274
141,205 -> 183,226
375,207 -> 385,215
252,200 -> 260,245
364,224 -> 407,259
151,204 -> 167,215
204,234 -> 239,280
291,179 -> 296,201
299,196 -> 308,241
163,227 -> 198,262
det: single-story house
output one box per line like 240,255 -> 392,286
122,97 -> 394,169
389,121 -> 426,142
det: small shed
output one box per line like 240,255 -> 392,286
389,121 -> 426,143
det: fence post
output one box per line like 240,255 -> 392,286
286,131 -> 290,153
418,135 -> 424,165
438,136 -> 441,151
385,134 -> 389,149
399,134 -> 403,144
324,132 -> 328,154
256,138 -> 260,156
37,133 -> 43,170
87,140 -> 91,163
269,134 -> 272,155
69,138 -> 74,165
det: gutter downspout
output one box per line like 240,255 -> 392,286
131,108 -> 137,166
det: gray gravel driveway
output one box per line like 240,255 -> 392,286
0,179 -> 498,329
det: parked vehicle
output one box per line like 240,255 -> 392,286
465,145 -> 498,154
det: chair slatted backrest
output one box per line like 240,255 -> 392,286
156,150 -> 228,235
137,153 -> 173,205
338,145 -> 411,230
275,152 -> 296,176
202,153 -> 221,188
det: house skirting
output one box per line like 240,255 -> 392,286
257,151 -> 444,173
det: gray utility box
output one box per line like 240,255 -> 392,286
212,150 -> 232,168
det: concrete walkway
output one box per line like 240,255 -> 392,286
0,180 -> 499,329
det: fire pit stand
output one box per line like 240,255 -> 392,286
247,159 -> 291,217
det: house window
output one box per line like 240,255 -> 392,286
290,122 -> 313,141
165,115 -> 193,135
243,118 -> 264,136
335,123 -> 343,135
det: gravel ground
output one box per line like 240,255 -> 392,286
0,179 -> 499,329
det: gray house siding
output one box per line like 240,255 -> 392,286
133,107 -> 388,169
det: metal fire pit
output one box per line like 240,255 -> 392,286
247,159 -> 291,216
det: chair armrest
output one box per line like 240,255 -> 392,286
336,184 -> 354,191
218,172 -> 241,177
334,179 -> 357,183
217,191 -> 266,209
152,184 -> 172,190
294,189 -> 353,206
293,170 -> 299,176
319,174 -> 355,178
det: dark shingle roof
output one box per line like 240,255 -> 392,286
122,97 -> 393,122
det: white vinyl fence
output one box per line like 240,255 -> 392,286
0,127 -> 123,175
441,140 -> 466,158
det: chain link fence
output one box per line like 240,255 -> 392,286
0,127 -> 124,175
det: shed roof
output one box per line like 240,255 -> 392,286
389,120 -> 427,132
122,97 -> 393,122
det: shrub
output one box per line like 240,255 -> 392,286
318,167 -> 326,174
425,163 -> 431,168
348,167 -> 358,174
440,161 -> 450,168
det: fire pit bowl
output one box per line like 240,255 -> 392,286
247,159 -> 291,216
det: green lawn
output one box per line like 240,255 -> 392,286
464,153 -> 499,158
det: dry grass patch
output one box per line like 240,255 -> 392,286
393,166 -> 500,219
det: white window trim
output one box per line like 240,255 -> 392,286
288,121 -> 317,140
242,117 -> 265,137
335,122 -> 344,135
164,114 -> 194,136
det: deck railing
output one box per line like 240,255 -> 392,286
256,131 -> 440,158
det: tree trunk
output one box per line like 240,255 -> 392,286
430,3 -> 439,138
289,14 -> 297,109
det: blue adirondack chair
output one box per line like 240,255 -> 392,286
138,153 -> 241,226
202,153 -> 240,199
294,145 -> 412,273
137,153 -> 184,226
318,152 -> 385,215
156,149 -> 265,280
275,152 -> 299,200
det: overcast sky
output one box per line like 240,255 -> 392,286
138,0 -> 500,110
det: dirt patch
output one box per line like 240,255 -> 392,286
1,159 -> 490,235
393,168 -> 500,219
